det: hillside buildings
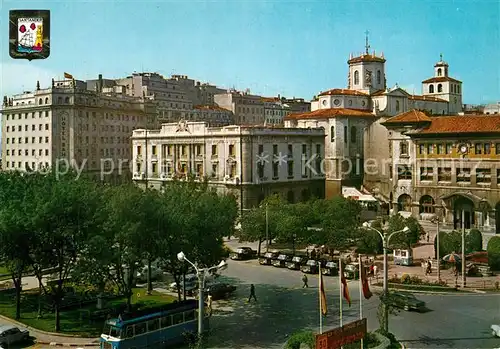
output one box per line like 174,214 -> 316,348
130,121 -> 325,211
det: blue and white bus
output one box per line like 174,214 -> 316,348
100,300 -> 209,349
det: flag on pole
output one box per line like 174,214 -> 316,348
340,261 -> 351,307
319,267 -> 327,316
360,258 -> 373,299
63,72 -> 73,79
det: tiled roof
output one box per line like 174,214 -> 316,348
409,95 -> 447,102
318,89 -> 368,97
415,115 -> 500,135
421,76 -> 461,83
284,108 -> 374,120
261,97 -> 280,102
383,110 -> 432,124
347,54 -> 386,64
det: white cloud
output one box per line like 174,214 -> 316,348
0,62 -> 57,98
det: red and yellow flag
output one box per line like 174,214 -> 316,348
63,72 -> 73,79
319,270 -> 327,316
340,262 -> 351,307
360,259 -> 373,299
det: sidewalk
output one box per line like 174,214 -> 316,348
0,314 -> 100,347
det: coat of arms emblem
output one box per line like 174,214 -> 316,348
9,10 -> 50,60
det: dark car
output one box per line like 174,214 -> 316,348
272,254 -> 293,267
301,259 -> 321,274
259,251 -> 280,266
322,261 -> 338,276
230,247 -> 256,260
380,291 -> 426,312
205,283 -> 237,300
287,255 -> 307,270
0,325 -> 29,347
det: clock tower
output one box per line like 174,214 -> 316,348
347,31 -> 386,94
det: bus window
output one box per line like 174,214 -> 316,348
173,313 -> 183,325
161,315 -> 172,328
109,326 -> 122,338
147,319 -> 159,332
184,310 -> 195,321
125,325 -> 134,338
135,322 -> 147,335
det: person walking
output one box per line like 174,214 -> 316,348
302,274 -> 309,288
206,293 -> 213,316
248,284 -> 257,302
373,264 -> 378,277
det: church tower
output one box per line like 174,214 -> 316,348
422,54 -> 463,114
347,31 -> 386,94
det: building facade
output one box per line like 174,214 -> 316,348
130,121 -> 325,210
383,111 -> 500,234
214,91 -> 266,125
1,77 -> 156,181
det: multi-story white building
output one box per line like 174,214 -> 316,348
285,36 -> 464,200
130,121 -> 325,210
214,90 -> 266,125
1,77 -> 156,181
262,96 -> 310,125
484,102 -> 500,115
171,74 -> 227,106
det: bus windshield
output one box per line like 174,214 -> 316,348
103,324 -> 122,339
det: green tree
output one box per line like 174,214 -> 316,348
356,229 -> 383,255
466,229 -> 483,253
30,171 -> 102,331
274,203 -> 309,254
487,236 -> 500,271
387,215 -> 424,249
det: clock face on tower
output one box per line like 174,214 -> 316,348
459,144 -> 468,154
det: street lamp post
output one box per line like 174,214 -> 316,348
176,252 -> 227,342
362,222 -> 409,333
265,203 -> 269,252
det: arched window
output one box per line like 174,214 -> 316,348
354,70 -> 359,85
330,126 -> 335,142
396,100 -> 400,112
38,98 -> 42,105
419,195 -> 435,214
437,68 -> 442,77
350,126 -> 357,143
397,194 -> 412,212
429,85 -> 434,93
377,70 -> 381,85
437,84 -> 443,93
45,97 -> 49,104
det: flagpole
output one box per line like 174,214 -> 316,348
339,258 -> 343,327
359,255 -> 363,349
319,264 -> 323,334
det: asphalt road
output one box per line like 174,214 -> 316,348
204,258 -> 500,349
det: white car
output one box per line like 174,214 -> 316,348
491,324 -> 500,337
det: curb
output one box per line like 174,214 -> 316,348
370,285 -> 472,295
36,341 -> 98,346
0,314 -> 100,339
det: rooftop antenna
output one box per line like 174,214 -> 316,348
364,30 -> 370,55
440,53 -> 443,61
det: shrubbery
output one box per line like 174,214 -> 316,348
487,236 -> 500,271
284,330 -> 315,349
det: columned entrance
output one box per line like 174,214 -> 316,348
452,197 -> 475,230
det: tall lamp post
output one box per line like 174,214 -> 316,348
176,252 -> 227,341
431,207 -> 443,283
362,222 -> 409,333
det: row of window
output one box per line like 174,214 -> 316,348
428,83 -> 460,94
4,111 -> 49,120
417,142 -> 500,156
395,165 -> 500,184
330,126 -> 358,143
5,149 -> 49,157
5,136 -> 50,144
4,161 -> 50,170
353,70 -> 382,85
6,124 -> 50,133
108,310 -> 196,339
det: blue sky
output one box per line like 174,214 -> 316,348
1,0 -> 499,104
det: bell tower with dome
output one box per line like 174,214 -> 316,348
347,31 -> 387,94
421,54 -> 463,114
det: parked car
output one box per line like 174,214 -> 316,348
491,324 -> 500,337
301,259 -> 321,274
322,261 -> 338,276
206,283 -> 237,300
259,251 -> 280,266
287,255 -> 307,270
169,273 -> 198,295
343,263 -> 359,279
380,291 -> 426,312
0,325 -> 29,347
136,265 -> 164,283
230,247 -> 256,260
272,253 -> 293,267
